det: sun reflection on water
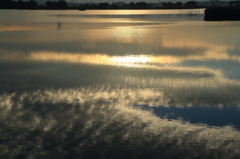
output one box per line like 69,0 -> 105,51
111,56 -> 149,63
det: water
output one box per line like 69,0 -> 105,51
1,9 -> 240,159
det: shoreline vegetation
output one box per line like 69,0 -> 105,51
0,0 -> 206,10
1,0 -> 240,21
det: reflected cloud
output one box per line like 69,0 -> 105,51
2,50 -> 240,109
0,22 -> 160,32
1,22 -> 88,33
160,21 -> 240,63
29,52 -> 187,65
1,10 -> 240,159
111,56 -> 149,63
1,21 -> 240,65
0,86 -> 240,158
161,39 -> 240,62
0,23 -> 59,32
0,51 -> 181,66
1,49 -> 240,107
1,50 -> 240,68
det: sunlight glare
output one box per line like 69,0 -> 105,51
111,56 -> 149,63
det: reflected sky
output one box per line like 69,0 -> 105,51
1,9 -> 240,159
1,86 -> 240,158
0,9 -> 205,22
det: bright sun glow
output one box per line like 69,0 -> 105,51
111,56 -> 149,63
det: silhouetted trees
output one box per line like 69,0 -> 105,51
130,2 -> 135,8
0,0 -> 201,10
0,0 -> 38,9
25,0 -> 38,9
78,1 -> 199,9
98,2 -> 110,9
162,2 -> 173,7
162,1 -> 183,8
0,0 -> 68,9
0,0 -> 12,9
184,1 -> 197,7
135,2 -> 149,9
79,1 -> 151,9
45,1 -> 67,9
110,3 -> 120,9
176,2 -> 183,7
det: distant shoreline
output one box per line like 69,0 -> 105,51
0,7 -> 206,10
0,0 -> 206,10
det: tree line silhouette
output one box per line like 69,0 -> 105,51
1,0 -> 235,10
0,0 -> 38,9
0,0 -> 201,9
79,1 -> 200,9
0,0 -> 68,9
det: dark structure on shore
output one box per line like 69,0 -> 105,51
205,7 -> 240,21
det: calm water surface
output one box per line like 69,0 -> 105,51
1,9 -> 240,159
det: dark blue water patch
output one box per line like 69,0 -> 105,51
135,104 -> 240,129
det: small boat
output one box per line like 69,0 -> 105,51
79,8 -> 86,11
